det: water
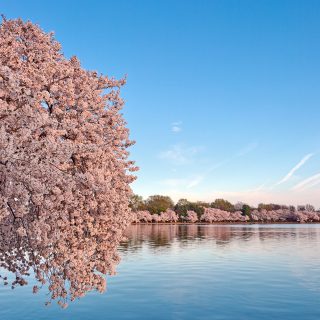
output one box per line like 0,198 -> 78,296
1,224 -> 320,319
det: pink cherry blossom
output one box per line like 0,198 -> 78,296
185,210 -> 198,223
0,17 -> 137,307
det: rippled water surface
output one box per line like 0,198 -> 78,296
1,224 -> 320,319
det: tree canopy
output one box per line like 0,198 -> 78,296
211,199 -> 235,212
145,195 -> 174,214
0,17 -> 137,307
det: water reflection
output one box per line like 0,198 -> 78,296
0,208 -> 127,308
1,223 -> 320,319
121,223 -> 320,251
121,224 -> 320,296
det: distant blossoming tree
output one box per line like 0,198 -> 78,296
135,210 -> 153,223
200,208 -> 247,223
185,210 -> 198,223
0,17 -> 137,307
250,209 -> 320,223
151,213 -> 161,222
159,209 -> 179,223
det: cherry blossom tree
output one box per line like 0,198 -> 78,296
249,209 -> 320,223
200,208 -> 248,223
151,213 -> 161,223
0,17 -> 137,307
159,209 -> 179,223
131,207 -> 320,224
185,210 -> 198,223
133,211 -> 153,223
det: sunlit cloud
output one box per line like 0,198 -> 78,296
171,121 -> 182,133
236,141 -> 259,157
292,172 -> 320,191
155,146 -> 320,207
186,175 -> 204,188
275,153 -> 314,186
159,144 -> 203,165
160,175 -> 204,189
160,178 -> 186,187
182,141 -> 260,188
252,182 -> 268,192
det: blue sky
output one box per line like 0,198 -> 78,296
2,0 -> 320,207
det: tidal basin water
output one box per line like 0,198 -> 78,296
1,224 -> 320,320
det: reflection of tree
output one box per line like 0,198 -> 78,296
122,224 -> 177,249
177,224 -> 200,240
121,224 -> 248,250
0,205 -> 130,308
121,225 -> 320,252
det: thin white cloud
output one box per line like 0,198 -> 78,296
187,175 -> 204,188
172,126 -> 182,133
292,172 -> 320,191
275,153 -> 314,186
171,121 -> 182,133
160,141 -> 260,190
160,175 -> 204,189
159,144 -> 203,165
187,142 -> 260,186
161,178 -> 186,187
252,182 -> 268,192
236,142 -> 259,157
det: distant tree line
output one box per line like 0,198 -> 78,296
130,195 -> 320,224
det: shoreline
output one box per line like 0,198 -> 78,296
131,221 -> 320,225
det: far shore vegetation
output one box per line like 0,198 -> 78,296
130,195 -> 320,224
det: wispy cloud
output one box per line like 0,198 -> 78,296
171,121 -> 182,133
186,175 -> 204,188
163,141 -> 259,188
160,178 -> 186,187
236,142 -> 259,157
159,141 -> 259,190
292,172 -> 320,191
160,175 -> 204,189
252,182 -> 268,192
200,141 -> 260,178
275,153 -> 314,186
159,144 -> 203,165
